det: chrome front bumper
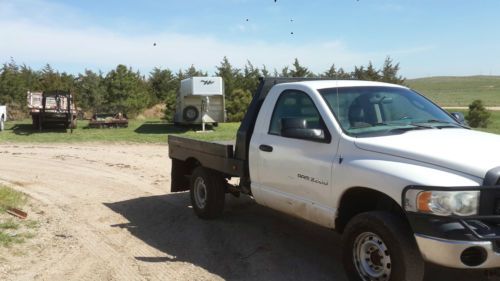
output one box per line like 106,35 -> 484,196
415,234 -> 500,268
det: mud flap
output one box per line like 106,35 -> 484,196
171,158 -> 190,192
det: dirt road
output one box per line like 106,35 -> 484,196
0,143 -> 497,281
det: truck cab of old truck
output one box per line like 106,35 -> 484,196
168,78 -> 500,281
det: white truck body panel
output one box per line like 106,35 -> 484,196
0,105 -> 6,121
250,83 -> 342,227
354,129 -> 500,179
174,77 -> 225,124
249,80 -> 499,229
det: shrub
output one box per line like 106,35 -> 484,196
226,89 -> 252,122
466,99 -> 491,128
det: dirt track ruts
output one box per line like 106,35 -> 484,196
0,143 -> 497,281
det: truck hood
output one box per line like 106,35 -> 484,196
354,128 -> 500,179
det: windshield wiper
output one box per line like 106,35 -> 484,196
412,119 -> 469,129
372,122 -> 432,128
385,122 -> 434,133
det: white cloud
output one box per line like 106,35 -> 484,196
0,19 -> 370,74
0,0 -> 432,76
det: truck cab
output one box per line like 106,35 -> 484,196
169,78 -> 500,281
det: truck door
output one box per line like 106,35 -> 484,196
250,89 -> 337,228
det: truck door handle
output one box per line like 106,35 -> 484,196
259,144 -> 273,152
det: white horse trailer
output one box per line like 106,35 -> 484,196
0,105 -> 6,131
174,77 -> 225,128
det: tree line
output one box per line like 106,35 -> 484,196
0,57 -> 405,121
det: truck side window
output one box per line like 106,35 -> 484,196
269,90 -> 326,137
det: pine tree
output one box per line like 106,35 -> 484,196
380,56 -> 405,85
290,58 -> 313,77
103,64 -> 150,115
74,70 -> 106,112
364,61 -> 380,81
149,67 -> 178,121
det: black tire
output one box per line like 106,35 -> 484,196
190,166 -> 225,219
342,211 -> 424,281
32,116 -> 39,129
183,106 -> 199,122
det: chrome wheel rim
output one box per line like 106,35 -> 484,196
353,232 -> 391,281
193,177 -> 207,209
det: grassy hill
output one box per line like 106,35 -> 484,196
407,75 -> 500,107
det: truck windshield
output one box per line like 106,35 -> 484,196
319,86 -> 460,137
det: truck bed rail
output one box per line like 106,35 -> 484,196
168,135 -> 244,177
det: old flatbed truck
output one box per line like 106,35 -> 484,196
168,77 -> 500,281
28,90 -> 77,131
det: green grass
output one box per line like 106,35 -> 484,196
477,111 -> 500,135
0,219 -> 19,230
453,109 -> 500,135
0,119 -> 241,143
1,113 -> 499,144
0,185 -> 34,247
407,76 -> 500,107
0,186 -> 27,212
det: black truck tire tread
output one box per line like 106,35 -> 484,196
190,166 -> 225,219
342,211 -> 424,281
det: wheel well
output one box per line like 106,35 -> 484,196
170,157 -> 200,192
335,187 -> 406,233
184,157 -> 201,175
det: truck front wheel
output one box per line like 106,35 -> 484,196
190,166 -> 225,219
341,211 -> 424,281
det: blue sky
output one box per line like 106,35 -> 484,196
0,0 -> 499,78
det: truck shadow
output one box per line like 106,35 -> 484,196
11,124 -> 68,135
134,122 -> 190,134
104,193 -> 499,281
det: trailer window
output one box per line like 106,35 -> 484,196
269,90 -> 325,137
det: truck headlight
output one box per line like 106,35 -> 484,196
405,190 -> 479,216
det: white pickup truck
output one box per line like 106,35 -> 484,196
168,78 -> 500,281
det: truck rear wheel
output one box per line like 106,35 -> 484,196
190,166 -> 225,219
341,211 -> 424,281
32,116 -> 39,129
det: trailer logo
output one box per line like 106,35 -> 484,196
200,80 -> 215,85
